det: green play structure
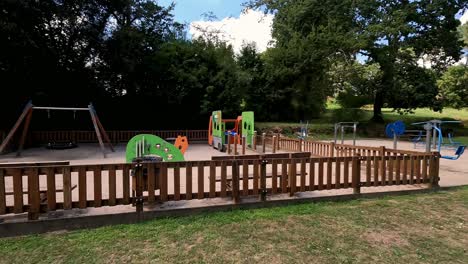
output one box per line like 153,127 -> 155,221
211,110 -> 225,151
209,110 -> 255,152
126,134 -> 185,163
242,111 -> 254,147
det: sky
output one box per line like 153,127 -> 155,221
158,0 -> 273,53
159,1 -> 468,56
158,0 -> 246,25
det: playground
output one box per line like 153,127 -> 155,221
0,105 -> 466,237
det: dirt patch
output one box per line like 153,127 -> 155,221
362,230 -> 409,247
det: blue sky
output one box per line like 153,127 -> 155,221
158,0 -> 246,25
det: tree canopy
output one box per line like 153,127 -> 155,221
1,0 -> 467,131
249,0 -> 468,121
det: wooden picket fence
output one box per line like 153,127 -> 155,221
275,136 -> 428,158
29,130 -> 208,144
0,152 -> 439,220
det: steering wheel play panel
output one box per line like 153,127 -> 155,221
126,134 -> 185,163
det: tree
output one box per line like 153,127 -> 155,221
237,43 -> 269,119
437,65 -> 468,108
247,0 -> 361,120
330,62 -> 381,108
249,0 -> 467,121
0,0 -> 113,128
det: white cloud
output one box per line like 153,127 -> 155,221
190,9 -> 274,53
461,11 -> 468,24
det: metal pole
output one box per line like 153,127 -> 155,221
334,124 -> 338,144
353,123 -> 357,146
432,122 -> 437,150
393,133 -> 397,149
425,123 -> 432,153
341,126 -> 345,145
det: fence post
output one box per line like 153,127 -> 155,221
380,146 -> 386,157
242,136 -> 246,155
234,135 -> 238,155
299,138 -> 303,152
330,142 -> 335,157
262,133 -> 266,153
27,168 -> 40,220
260,159 -> 268,201
289,158 -> 296,196
253,131 -> 257,150
352,155 -> 361,194
380,146 -> 386,182
429,153 -> 440,188
227,133 -> 232,154
272,136 -> 276,154
277,134 -> 281,150
134,160 -> 144,216
232,160 -> 240,203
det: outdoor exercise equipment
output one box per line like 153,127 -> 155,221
0,100 -> 114,157
126,134 -> 185,163
411,120 -> 462,150
298,120 -> 309,139
431,126 -> 466,160
208,110 -> 255,152
334,122 -> 359,145
412,121 -> 466,160
385,120 -> 406,149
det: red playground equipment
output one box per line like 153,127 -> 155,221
208,114 -> 242,146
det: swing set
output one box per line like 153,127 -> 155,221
0,100 -> 114,158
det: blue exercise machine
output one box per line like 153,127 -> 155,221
299,120 -> 309,140
412,120 -> 462,149
432,126 -> 466,160
385,120 -> 406,149
411,120 -> 466,160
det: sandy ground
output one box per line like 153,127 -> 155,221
0,139 -> 466,208
0,143 -> 260,164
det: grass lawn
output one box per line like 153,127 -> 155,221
257,107 -> 468,141
1,187 -> 467,263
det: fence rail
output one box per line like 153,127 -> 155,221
28,130 -> 208,144
275,136 -> 426,157
0,152 -> 439,220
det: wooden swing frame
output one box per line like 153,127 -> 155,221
0,101 -> 114,158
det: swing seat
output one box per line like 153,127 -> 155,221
441,145 -> 466,160
46,141 -> 78,150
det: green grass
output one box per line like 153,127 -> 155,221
1,187 -> 467,263
257,107 -> 468,140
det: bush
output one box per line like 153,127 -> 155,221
336,89 -> 373,108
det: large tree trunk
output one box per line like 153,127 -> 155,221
372,89 -> 384,123
371,56 -> 395,123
